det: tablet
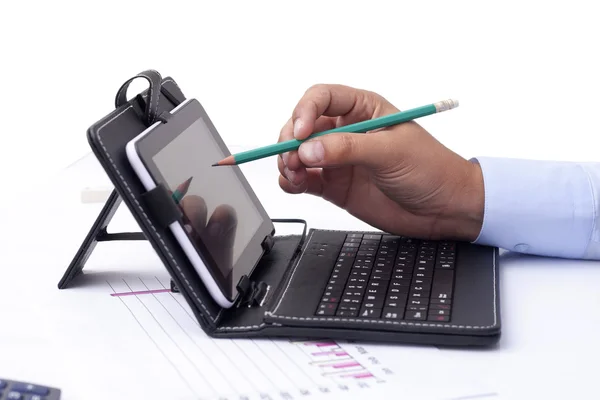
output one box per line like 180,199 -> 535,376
125,98 -> 275,308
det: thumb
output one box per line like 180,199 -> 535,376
297,133 -> 386,168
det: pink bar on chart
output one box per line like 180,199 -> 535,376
331,361 -> 361,369
313,342 -> 337,347
344,372 -> 374,379
311,351 -> 348,357
110,289 -> 171,297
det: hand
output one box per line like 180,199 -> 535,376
178,195 -> 237,279
277,84 -> 484,241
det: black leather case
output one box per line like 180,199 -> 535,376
73,70 -> 501,347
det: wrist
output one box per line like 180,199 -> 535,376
435,160 -> 485,241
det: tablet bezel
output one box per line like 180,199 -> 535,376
133,98 -> 275,303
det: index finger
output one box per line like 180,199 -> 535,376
292,84 -> 373,140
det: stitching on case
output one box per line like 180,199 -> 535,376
95,82 -> 218,324
138,72 -> 161,118
265,229 -> 498,330
216,323 -> 266,331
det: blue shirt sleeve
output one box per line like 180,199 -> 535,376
470,157 -> 600,260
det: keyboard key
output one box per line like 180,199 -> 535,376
430,298 -> 451,305
347,283 -> 366,291
346,237 -> 362,244
410,285 -> 430,293
406,310 -> 426,320
348,277 -> 367,284
363,234 -> 382,240
338,304 -> 359,311
317,303 -> 337,316
428,315 -> 450,322
321,296 -> 340,303
382,309 -> 404,319
415,271 -> 433,278
408,305 -> 428,311
360,245 -> 378,252
0,380 -> 5,389
6,392 -> 22,399
408,298 -> 429,306
337,310 -> 358,317
388,286 -> 409,294
429,309 -> 450,316
432,285 -> 453,300
412,277 -> 431,286
373,267 -> 392,275
430,303 -> 451,310
343,290 -> 364,298
368,281 -> 385,289
361,239 -> 379,246
370,273 -> 391,281
365,287 -> 386,297
347,233 -> 363,238
343,242 -> 360,247
359,307 -> 382,318
384,300 -> 405,308
358,250 -> 375,257
364,299 -> 384,309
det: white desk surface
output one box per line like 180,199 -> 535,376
1,151 -> 599,400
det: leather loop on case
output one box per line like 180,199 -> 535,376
140,183 -> 183,229
115,69 -> 163,126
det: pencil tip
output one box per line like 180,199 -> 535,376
211,162 -> 219,167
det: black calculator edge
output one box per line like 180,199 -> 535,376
0,378 -> 61,400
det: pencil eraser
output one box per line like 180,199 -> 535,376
81,186 -> 112,203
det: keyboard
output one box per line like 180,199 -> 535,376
0,379 -> 61,400
316,233 -> 456,322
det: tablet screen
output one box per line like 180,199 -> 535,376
150,117 -> 264,296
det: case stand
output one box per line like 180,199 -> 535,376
58,69 -> 186,291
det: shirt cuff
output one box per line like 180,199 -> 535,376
470,156 -> 596,259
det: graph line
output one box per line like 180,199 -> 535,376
109,276 -> 391,399
105,281 -> 198,398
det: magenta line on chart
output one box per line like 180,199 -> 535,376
110,289 -> 172,297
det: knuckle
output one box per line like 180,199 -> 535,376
337,134 -> 357,159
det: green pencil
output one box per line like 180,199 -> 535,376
213,99 -> 458,166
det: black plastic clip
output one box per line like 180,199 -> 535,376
261,235 -> 275,254
236,275 -> 270,308
140,183 -> 183,229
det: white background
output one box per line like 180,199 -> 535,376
1,0 -> 599,189
2,2 -> 600,399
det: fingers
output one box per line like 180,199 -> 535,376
180,195 -> 207,235
298,132 -> 392,170
291,84 -> 378,140
204,204 -> 237,275
278,169 -> 324,197
279,116 -> 337,172
277,151 -> 307,188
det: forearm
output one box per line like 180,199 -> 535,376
469,157 -> 600,260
